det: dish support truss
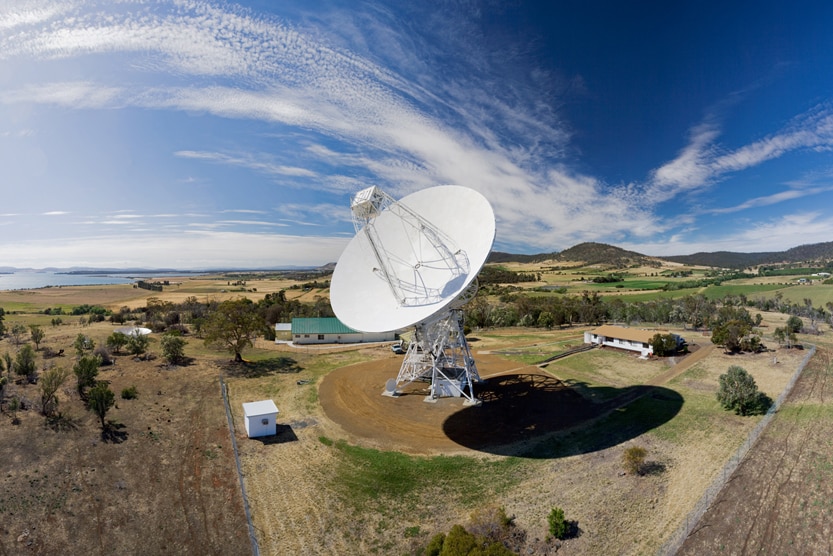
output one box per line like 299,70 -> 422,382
351,186 -> 470,308
389,306 -> 482,405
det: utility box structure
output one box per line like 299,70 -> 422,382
242,400 -> 279,438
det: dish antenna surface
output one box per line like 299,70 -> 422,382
331,185 -> 495,404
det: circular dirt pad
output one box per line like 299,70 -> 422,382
319,353 -> 600,456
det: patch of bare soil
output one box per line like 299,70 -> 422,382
678,348 -> 833,556
318,354 -> 682,456
0,350 -> 250,555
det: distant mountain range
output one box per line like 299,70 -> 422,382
489,241 -> 833,269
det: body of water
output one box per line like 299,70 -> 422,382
0,272 -> 136,291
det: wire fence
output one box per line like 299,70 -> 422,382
657,345 -> 816,556
219,375 -> 260,556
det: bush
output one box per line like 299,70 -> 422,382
548,507 -> 568,540
622,446 -> 647,475
424,533 -> 444,556
126,333 -> 149,357
717,365 -> 771,416
94,346 -> 113,365
121,385 -> 138,400
161,333 -> 187,365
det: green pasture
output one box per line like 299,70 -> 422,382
701,282 -> 792,299
600,288 -> 702,303
775,284 -> 833,307
582,279 -> 671,291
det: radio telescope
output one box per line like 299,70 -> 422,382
330,185 -> 495,405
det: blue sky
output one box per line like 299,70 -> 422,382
1,0 -> 832,269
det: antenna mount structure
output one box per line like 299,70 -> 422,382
331,185 -> 495,405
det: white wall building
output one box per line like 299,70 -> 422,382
288,317 -> 396,345
584,324 -> 683,357
242,400 -> 279,438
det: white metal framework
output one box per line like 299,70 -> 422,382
394,307 -> 482,404
348,186 -> 484,404
350,186 -> 471,308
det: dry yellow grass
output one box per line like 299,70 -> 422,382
224,323 -> 806,554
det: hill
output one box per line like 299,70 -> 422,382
489,242 -> 661,268
555,242 -> 661,267
666,241 -> 833,268
487,251 -> 557,264
662,251 -> 775,269
490,240 -> 833,269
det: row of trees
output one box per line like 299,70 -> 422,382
459,288 -> 825,353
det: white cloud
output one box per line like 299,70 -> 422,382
0,231 -> 348,269
648,106 -> 833,203
709,185 -> 833,214
622,211 -> 833,256
175,150 -> 317,178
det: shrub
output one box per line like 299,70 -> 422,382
548,507 -> 569,540
121,385 -> 138,400
73,333 -> 95,357
161,333 -> 187,365
622,446 -> 647,475
94,346 -> 113,365
424,533 -> 444,556
442,525 -> 477,555
468,506 -> 526,552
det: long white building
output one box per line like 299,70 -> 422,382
584,324 -> 683,357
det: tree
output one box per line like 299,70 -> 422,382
13,344 -> 38,383
2,352 -> 12,379
73,333 -> 95,357
161,333 -> 187,365
106,332 -> 129,354
650,333 -> 679,356
126,332 -> 150,357
537,311 -> 555,329
786,315 -> 803,334
28,324 -> 45,350
39,366 -> 71,417
87,381 -> 115,429
717,365 -> 770,416
203,298 -> 263,362
711,319 -> 754,353
0,307 -> 5,337
73,355 -> 101,398
10,323 -> 27,346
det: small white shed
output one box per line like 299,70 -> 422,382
242,400 -> 279,438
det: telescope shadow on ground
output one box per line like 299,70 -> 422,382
442,373 -> 684,458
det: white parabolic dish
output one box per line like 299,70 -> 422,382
331,186 -> 495,333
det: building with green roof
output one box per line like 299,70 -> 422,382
281,317 -> 396,345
